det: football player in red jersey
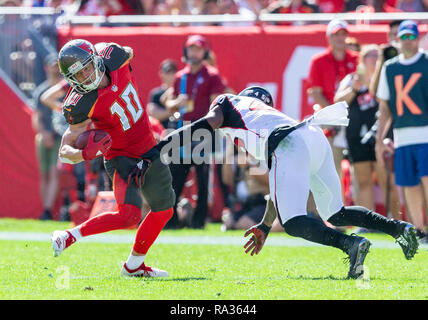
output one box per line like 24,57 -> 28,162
51,39 -> 176,278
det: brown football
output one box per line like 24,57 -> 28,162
74,129 -> 110,150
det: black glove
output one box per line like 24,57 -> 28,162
127,158 -> 151,188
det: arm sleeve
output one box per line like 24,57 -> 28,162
97,42 -> 131,71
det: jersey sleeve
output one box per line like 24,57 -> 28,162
95,42 -> 131,71
62,89 -> 96,125
376,65 -> 390,101
210,94 -> 246,129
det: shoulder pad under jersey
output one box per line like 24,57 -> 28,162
95,42 -> 131,71
62,88 -> 98,125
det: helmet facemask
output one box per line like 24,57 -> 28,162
65,54 -> 105,94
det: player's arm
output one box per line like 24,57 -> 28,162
129,103 -> 224,187
123,46 -> 133,60
155,103 -> 224,153
58,119 -> 91,164
307,87 -> 330,108
375,98 -> 394,167
40,83 -> 67,112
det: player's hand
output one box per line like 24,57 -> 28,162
82,131 -> 112,160
375,138 -> 394,168
244,223 -> 271,256
127,158 -> 151,188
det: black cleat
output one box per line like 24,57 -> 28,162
344,235 -> 371,280
395,223 -> 419,260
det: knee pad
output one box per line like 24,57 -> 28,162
118,204 -> 142,228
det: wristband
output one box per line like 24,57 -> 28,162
258,222 -> 271,235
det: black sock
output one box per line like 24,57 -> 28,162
283,215 -> 351,252
327,206 -> 402,238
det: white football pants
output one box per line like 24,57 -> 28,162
269,124 -> 344,224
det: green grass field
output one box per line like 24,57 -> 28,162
0,218 -> 427,300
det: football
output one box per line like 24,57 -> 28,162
74,129 -> 110,150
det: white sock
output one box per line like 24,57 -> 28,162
126,253 -> 146,270
68,226 -> 82,241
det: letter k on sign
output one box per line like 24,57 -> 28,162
394,73 -> 422,116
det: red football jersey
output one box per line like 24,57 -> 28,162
63,43 -> 156,160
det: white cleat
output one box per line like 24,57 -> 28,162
121,262 -> 169,278
51,230 -> 76,257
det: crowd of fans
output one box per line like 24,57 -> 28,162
2,0 -> 428,21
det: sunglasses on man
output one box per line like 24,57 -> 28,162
400,34 -> 417,41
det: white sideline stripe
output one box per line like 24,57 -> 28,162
0,231 -> 426,250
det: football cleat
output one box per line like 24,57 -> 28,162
343,235 -> 371,280
121,262 -> 169,278
51,230 -> 76,257
395,223 -> 419,260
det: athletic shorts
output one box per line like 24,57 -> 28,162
347,140 -> 376,163
269,125 -> 343,224
37,135 -> 61,173
394,143 -> 428,187
104,151 -> 176,212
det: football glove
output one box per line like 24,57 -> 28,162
82,131 -> 112,160
244,222 -> 271,256
127,158 -> 151,189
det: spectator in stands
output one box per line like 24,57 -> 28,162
202,0 -> 221,15
367,20 -> 403,221
395,0 -> 424,11
307,19 -> 359,186
318,0 -> 344,13
130,0 -> 161,14
163,35 -> 226,229
262,0 -> 320,25
157,0 -> 191,25
376,20 -> 428,240
220,141 -> 283,232
354,0 -> 402,12
77,0 -> 136,16
334,44 -> 385,212
343,0 -> 364,11
345,36 -> 361,52
147,59 -> 178,129
32,54 -> 63,220
218,0 -> 256,26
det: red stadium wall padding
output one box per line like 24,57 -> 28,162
0,78 -> 43,218
57,24 -> 427,120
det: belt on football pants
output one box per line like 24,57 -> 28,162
267,122 -> 307,170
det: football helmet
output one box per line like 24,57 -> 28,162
58,39 -> 105,94
238,86 -> 273,107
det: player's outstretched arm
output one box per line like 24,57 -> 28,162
155,105 -> 224,153
244,197 -> 277,256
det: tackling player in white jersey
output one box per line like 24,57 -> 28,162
130,86 -> 419,280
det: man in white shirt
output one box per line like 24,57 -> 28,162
376,20 -> 428,238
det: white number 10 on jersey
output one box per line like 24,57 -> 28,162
110,82 -> 143,131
